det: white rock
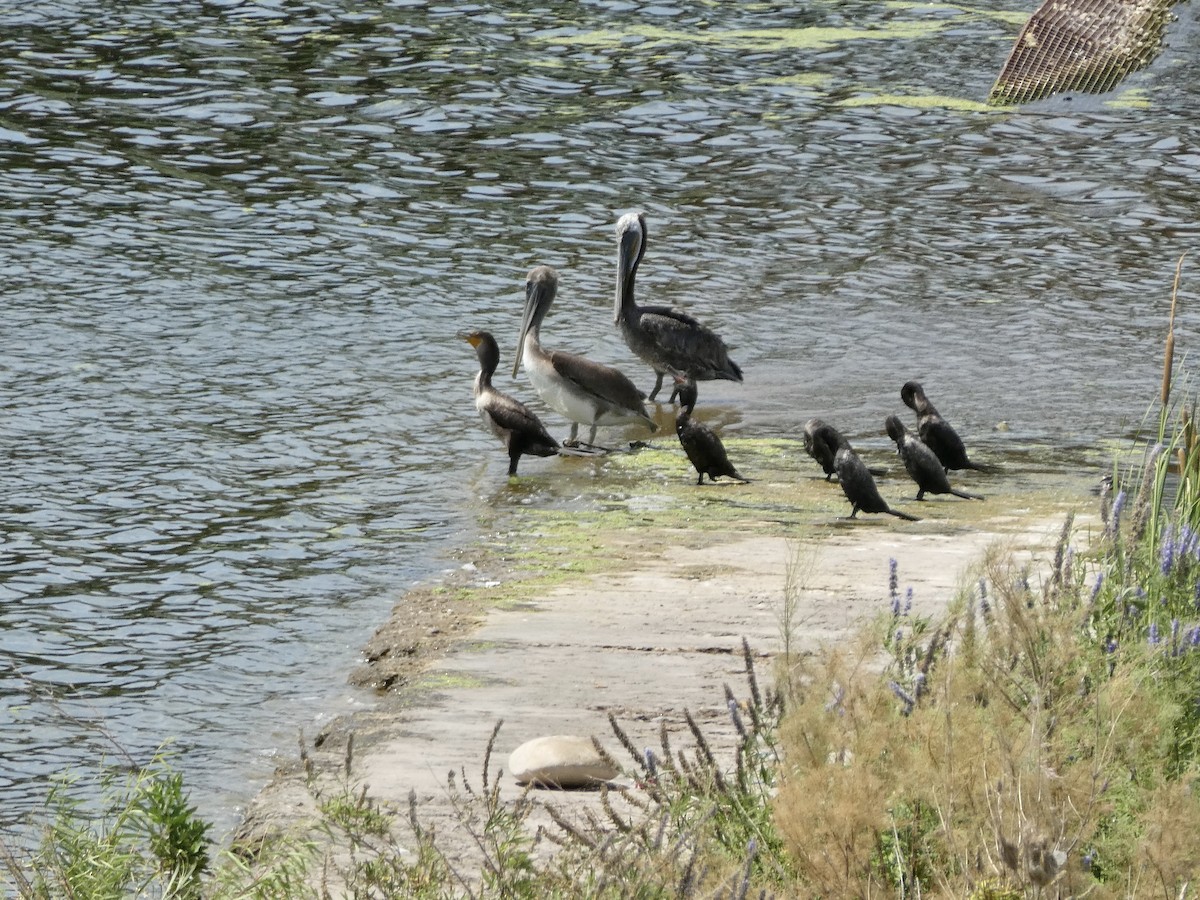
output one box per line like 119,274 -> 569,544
508,735 -> 618,788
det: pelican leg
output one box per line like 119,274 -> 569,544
587,424 -> 598,446
648,371 -> 665,401
564,422 -> 580,447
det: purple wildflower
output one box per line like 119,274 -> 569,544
895,629 -> 903,644
1090,573 -> 1104,603
978,578 -> 987,602
889,558 -> 899,604
825,682 -> 846,715
728,698 -> 747,739
1172,619 -> 1181,656
1190,626 -> 1200,648
1181,523 -> 1197,560
904,587 -> 913,615
1111,490 -> 1127,536
1149,622 -> 1160,645
1105,638 -> 1118,654
644,748 -> 658,778
914,671 -> 927,699
888,680 -> 916,715
1082,851 -> 1095,871
1162,523 -> 1175,576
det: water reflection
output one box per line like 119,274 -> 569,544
0,0 -> 1197,833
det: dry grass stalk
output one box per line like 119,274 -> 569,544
770,534 -> 1193,897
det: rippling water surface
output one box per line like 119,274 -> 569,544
1,0 -> 1198,833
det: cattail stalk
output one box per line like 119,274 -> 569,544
1162,253 -> 1185,408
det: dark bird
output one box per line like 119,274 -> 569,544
675,379 -> 749,485
885,415 -> 985,502
900,381 -> 990,472
810,423 -> 919,522
804,418 -> 886,481
464,330 -> 560,476
514,265 -> 656,448
804,417 -> 840,480
613,211 -> 743,402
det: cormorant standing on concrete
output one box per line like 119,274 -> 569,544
805,418 -> 886,481
885,415 -> 985,501
810,422 -> 919,521
900,380 -> 990,472
804,417 -> 840,480
464,330 -> 560,476
675,379 -> 749,485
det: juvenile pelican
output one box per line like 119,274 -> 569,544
514,265 -> 656,447
885,415 -> 984,501
675,379 -> 749,485
464,330 -> 559,477
900,381 -> 991,472
810,423 -> 919,522
614,212 -> 743,402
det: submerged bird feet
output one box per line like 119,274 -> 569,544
560,441 -> 610,455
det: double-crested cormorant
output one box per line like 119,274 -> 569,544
885,415 -> 985,502
613,212 -> 743,402
805,418 -> 886,482
900,381 -> 989,472
804,417 -> 840,480
675,379 -> 749,485
464,330 -> 559,476
810,423 -> 919,521
515,265 -> 656,448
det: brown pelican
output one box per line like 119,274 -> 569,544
900,381 -> 991,472
675,379 -> 749,485
614,212 -> 743,402
514,265 -> 656,447
463,330 -> 559,476
885,415 -> 984,501
810,423 -> 919,521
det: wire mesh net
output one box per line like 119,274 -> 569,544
989,0 -> 1179,104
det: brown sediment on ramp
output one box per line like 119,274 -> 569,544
989,0 -> 1181,104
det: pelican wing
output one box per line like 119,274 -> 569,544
637,305 -> 740,380
548,349 -> 648,412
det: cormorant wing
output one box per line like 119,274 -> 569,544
681,420 -> 725,465
902,436 -> 951,492
484,391 -> 558,447
920,418 -> 966,469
